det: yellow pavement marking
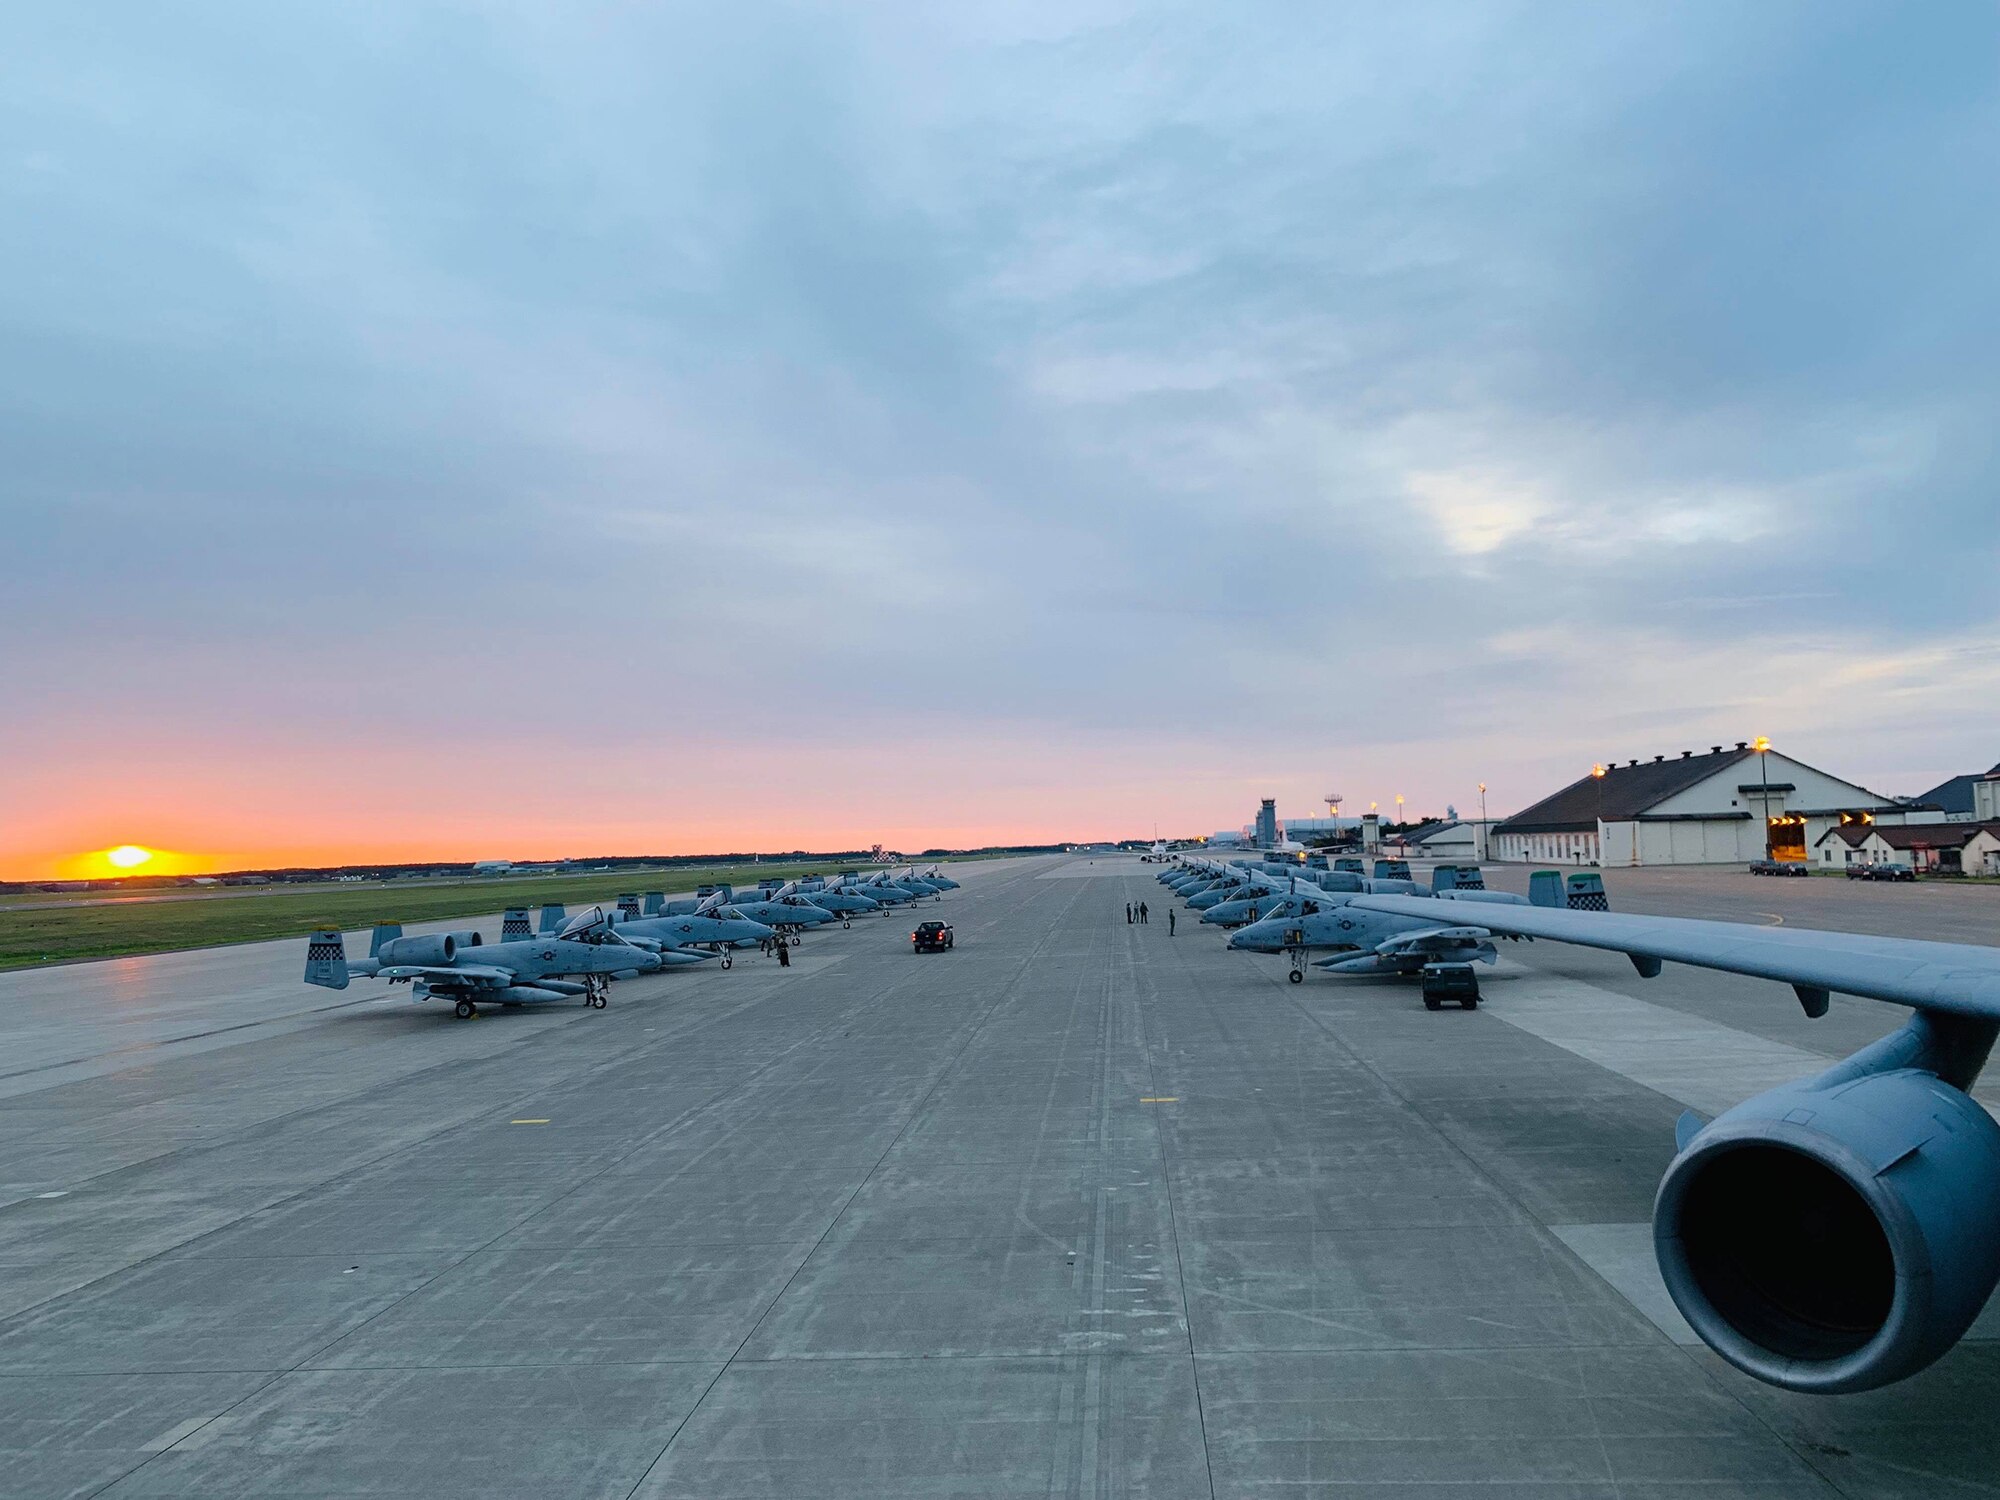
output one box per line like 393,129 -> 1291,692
1140,1097 -> 1179,1103
510,1118 -> 551,1125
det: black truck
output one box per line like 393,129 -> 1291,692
911,920 -> 955,953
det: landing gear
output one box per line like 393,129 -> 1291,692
842,919 -> 851,929
1287,948 -> 1307,984
788,934 -> 801,947
721,954 -> 733,970
590,993 -> 608,1009
454,998 -> 476,1019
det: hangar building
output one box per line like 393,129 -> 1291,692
1492,742 -> 1898,866
1909,763 -> 2000,821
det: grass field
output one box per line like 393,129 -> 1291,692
0,860 -> 972,971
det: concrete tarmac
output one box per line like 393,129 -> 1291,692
0,855 -> 1995,1497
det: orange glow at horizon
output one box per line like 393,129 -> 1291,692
53,846 -> 210,881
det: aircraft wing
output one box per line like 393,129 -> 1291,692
1351,894 -> 2000,1018
375,963 -> 516,986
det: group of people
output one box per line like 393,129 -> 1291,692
1125,900 -> 1175,934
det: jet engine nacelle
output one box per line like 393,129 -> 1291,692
1657,1066 -> 2000,1393
444,929 -> 484,949
378,934 -> 455,966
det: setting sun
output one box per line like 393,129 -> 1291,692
106,845 -> 155,868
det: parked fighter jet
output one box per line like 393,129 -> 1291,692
1202,885 -> 1299,928
783,886 -> 880,924
839,875 -> 923,907
706,890 -> 836,940
303,907 -> 683,1018
1352,890 -> 2000,1397
613,908 -> 777,969
1227,885 -> 1534,991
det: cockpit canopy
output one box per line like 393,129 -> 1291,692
557,905 -> 613,942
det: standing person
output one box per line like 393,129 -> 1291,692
776,938 -> 791,968
1126,903 -> 1133,924
1140,901 -> 1149,924
1169,909 -> 1176,936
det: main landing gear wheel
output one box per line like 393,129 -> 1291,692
721,954 -> 733,969
1287,968 -> 1304,984
842,919 -> 851,929
590,993 -> 608,1009
454,999 -> 476,1019
788,934 -> 800,947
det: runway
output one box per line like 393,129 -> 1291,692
1,856 -> 1995,1497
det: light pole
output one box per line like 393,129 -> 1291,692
1754,735 -> 1773,860
1477,782 -> 1487,860
1591,763 -> 1607,866
1394,794 -> 1404,829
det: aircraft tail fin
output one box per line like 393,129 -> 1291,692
368,923 -> 402,958
1529,870 -> 1611,911
539,903 -> 567,935
643,891 -> 664,915
305,930 -> 350,989
1565,872 -> 1610,911
617,892 -> 642,920
501,907 -> 533,941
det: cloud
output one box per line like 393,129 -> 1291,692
2,1 -> 1997,872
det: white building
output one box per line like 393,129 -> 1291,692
1492,742 -> 1898,867
1816,821 -> 2000,875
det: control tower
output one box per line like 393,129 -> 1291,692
1254,799 -> 1278,847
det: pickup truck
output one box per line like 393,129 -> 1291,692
911,920 -> 955,953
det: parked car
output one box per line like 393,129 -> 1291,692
1849,862 -> 1917,882
1749,859 -> 1810,877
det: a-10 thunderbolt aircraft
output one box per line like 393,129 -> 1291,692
303,906 -> 692,1018
534,900 -> 783,970
1349,889 -> 2000,1401
613,906 -> 780,969
1225,880 -> 1537,991
690,887 -> 837,941
1159,856 -> 1546,1002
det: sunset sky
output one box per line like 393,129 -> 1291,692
5,3 -> 1997,880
